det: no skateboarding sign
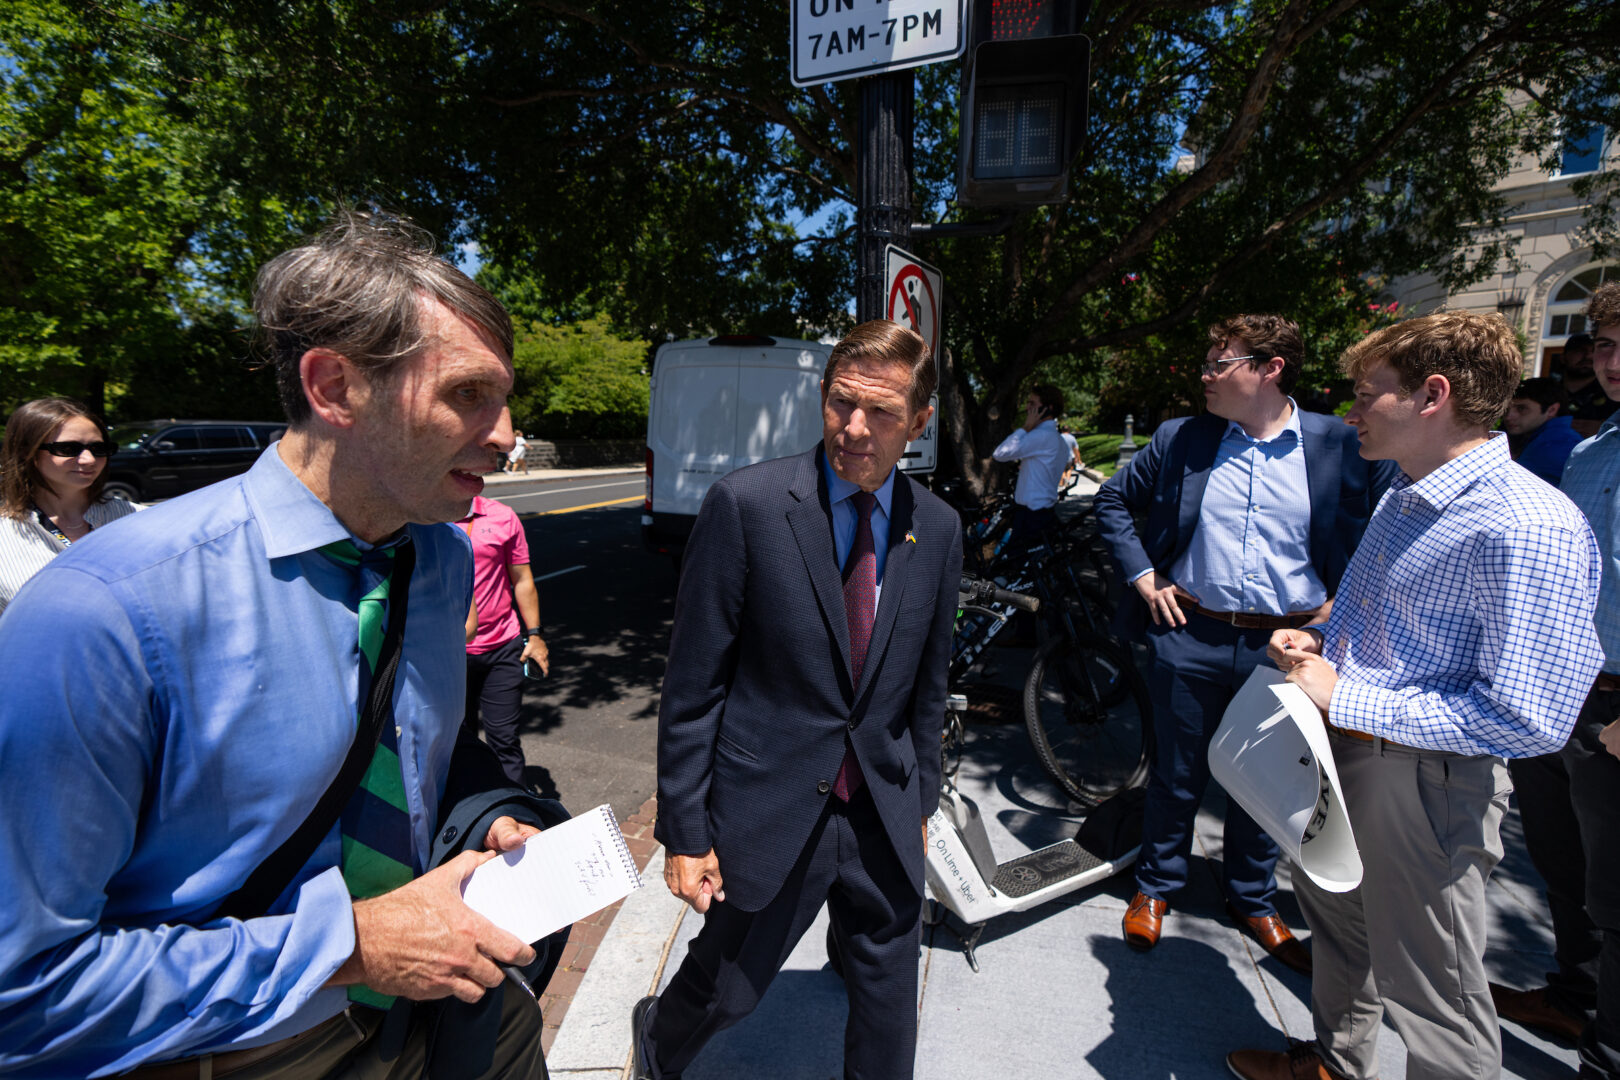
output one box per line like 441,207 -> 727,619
884,245 -> 943,364
884,245 -> 942,474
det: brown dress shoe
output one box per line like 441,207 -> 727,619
1490,983 -> 1586,1043
1227,904 -> 1313,975
1123,891 -> 1167,950
1227,1040 -> 1352,1080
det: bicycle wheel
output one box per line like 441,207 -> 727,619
1023,631 -> 1153,808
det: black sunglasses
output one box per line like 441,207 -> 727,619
41,440 -> 115,458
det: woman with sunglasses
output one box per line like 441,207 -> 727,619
0,397 -> 141,614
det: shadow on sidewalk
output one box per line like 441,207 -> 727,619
674,966 -> 851,1079
1085,935 -> 1280,1079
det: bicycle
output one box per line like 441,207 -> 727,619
974,511 -> 1153,809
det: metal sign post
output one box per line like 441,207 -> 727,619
856,72 -> 913,324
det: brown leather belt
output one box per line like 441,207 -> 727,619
1174,593 -> 1316,630
1596,672 -> 1620,692
1324,721 -> 1415,751
129,1008 -> 370,1080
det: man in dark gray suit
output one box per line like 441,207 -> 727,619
632,320 -> 963,1080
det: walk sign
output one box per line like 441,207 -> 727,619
791,0 -> 966,87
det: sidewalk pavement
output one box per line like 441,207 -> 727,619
531,479 -> 1577,1078
539,705 -> 1574,1077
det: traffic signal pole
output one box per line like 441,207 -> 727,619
855,70 -> 913,323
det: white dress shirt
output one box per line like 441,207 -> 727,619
992,420 -> 1071,511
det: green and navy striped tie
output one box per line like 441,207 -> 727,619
323,538 -> 416,1010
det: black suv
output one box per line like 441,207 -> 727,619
103,420 -> 287,501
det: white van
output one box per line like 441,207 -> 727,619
642,334 -> 937,555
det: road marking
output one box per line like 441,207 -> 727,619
538,495 -> 642,515
535,564 -> 587,582
499,478 -> 643,503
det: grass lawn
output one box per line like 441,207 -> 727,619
1074,433 -> 1125,477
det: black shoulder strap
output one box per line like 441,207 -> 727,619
215,539 -> 418,922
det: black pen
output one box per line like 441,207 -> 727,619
499,963 -> 541,1009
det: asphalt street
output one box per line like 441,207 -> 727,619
481,471 -> 672,825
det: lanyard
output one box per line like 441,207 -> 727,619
32,505 -> 88,547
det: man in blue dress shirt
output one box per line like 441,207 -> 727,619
1230,311 -> 1605,1080
0,214 -> 549,1078
1493,283 -> 1620,1078
1094,314 -> 1392,972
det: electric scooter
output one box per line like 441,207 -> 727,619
921,578 -> 1140,970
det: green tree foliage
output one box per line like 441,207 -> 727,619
6,0 -> 1618,474
1,0 -> 478,419
442,0 -> 1619,486
509,314 -> 650,440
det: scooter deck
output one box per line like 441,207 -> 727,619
990,838 -> 1104,899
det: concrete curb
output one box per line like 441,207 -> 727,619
546,848 -> 687,1078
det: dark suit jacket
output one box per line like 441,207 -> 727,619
654,447 -> 963,911
1092,410 -> 1397,638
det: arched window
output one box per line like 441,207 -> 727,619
1545,264 -> 1619,339
1539,263 -> 1619,374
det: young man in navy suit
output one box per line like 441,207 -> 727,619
1093,314 -> 1393,971
632,320 -> 963,1080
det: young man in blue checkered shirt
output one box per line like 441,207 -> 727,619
1491,281 -> 1620,1079
1227,311 -> 1606,1080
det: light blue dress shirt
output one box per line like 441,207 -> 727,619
1169,404 -> 1325,615
1559,414 -> 1620,674
1322,435 -> 1603,757
822,452 -> 895,592
0,447 -> 473,1077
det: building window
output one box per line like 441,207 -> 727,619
1540,263 -> 1619,373
1558,122 -> 1605,177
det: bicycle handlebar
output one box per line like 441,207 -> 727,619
959,576 -> 1040,613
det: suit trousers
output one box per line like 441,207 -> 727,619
1136,614 -> 1280,915
128,985 -> 546,1080
1564,685 -> 1620,1079
1296,734 -> 1509,1080
465,638 -> 528,786
1506,750 -> 1600,1019
645,786 -> 920,1080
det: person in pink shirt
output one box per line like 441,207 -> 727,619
460,494 -> 549,784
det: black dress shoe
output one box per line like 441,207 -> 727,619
631,995 -> 657,1080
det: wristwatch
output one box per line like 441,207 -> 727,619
523,626 -> 544,637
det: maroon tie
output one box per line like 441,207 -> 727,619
834,491 -> 876,801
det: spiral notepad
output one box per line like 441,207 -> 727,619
460,804 -> 643,942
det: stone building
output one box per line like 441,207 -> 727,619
1385,117 -> 1615,377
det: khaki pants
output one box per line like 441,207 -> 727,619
1297,734 -> 1510,1080
135,985 -> 546,1080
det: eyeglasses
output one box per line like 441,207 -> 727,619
40,440 -> 115,458
1201,354 -> 1259,377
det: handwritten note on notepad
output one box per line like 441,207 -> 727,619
459,804 -> 643,942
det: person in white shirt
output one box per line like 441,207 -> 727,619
506,429 -> 529,473
1059,426 -> 1082,492
992,383 -> 1073,549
